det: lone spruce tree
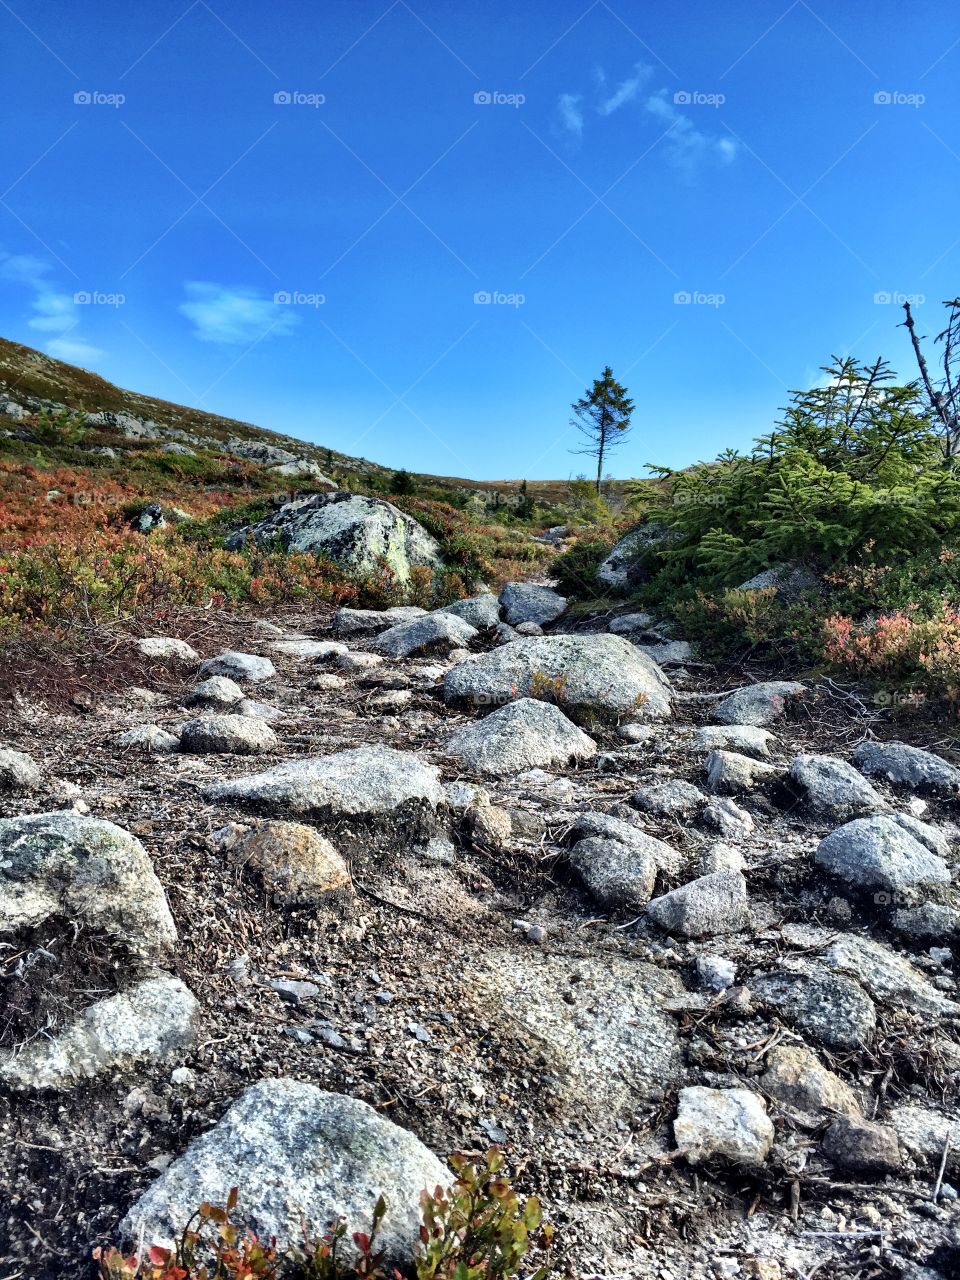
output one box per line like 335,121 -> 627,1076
571,366 -> 634,492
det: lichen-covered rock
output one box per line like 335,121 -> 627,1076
608,611 -> 655,634
179,714 -> 279,756
567,836 -> 658,911
204,746 -> 444,837
0,746 -> 42,791
185,675 -> 245,707
116,725 -> 180,754
647,872 -> 749,938
751,968 -> 876,1049
375,612 -> 477,659
852,740 -> 960,796
674,1087 -> 774,1165
435,594 -> 501,629
889,1105 -> 960,1174
444,634 -> 672,723
445,698 -> 596,777
0,812 -> 175,954
712,681 -> 805,727
122,1079 -> 450,1260
789,755 -> 889,820
815,815 -> 950,892
226,493 -> 442,586
230,821 -> 351,905
597,523 -> 675,590
136,637 -> 200,664
498,582 -> 567,627
825,934 -> 960,1017
0,974 -> 197,1091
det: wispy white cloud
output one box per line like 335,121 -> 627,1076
598,62 -> 652,116
646,91 -> 738,174
46,337 -> 105,364
179,282 -> 297,346
557,93 -> 584,139
27,291 -> 77,333
0,247 -> 105,363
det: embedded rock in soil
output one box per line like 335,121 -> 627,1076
434,593 -> 501,629
822,1114 -> 901,1174
445,698 -> 596,777
609,612 -> 655,634
236,699 -> 282,723
643,640 -> 694,666
122,1079 -> 450,1261
178,714 -> 279,756
268,638 -> 347,660
204,745 -> 444,839
230,821 -> 351,905
198,650 -> 276,684
815,815 -> 951,893
712,681 -> 805,727
892,902 -> 960,943
632,779 -> 706,819
674,1087 -> 774,1165
116,725 -> 180,754
0,746 -> 42,791
699,842 -> 745,875
789,754 -> 889,820
473,950 -> 682,1120
0,811 -> 176,955
566,810 -> 682,875
135,636 -> 200,664
646,871 -> 749,938
852,739 -> 960,797
567,836 -> 659,911
375,612 -> 478,659
751,968 -> 876,1049
498,581 -> 567,627
692,724 -> 776,759
702,796 -> 754,838
184,675 -> 245,707
331,606 -> 427,636
889,1105 -> 960,1174
704,750 -> 784,794
760,1044 -> 861,1129
0,973 -> 197,1091
824,933 -> 960,1017
444,634 -> 672,723
226,492 -> 442,586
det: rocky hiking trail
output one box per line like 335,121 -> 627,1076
2,584 -> 960,1280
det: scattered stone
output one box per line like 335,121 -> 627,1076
231,821 -> 351,905
825,934 -> 960,1017
178,714 -> 279,756
619,723 -> 655,744
789,754 -> 889,820
122,1079 -> 450,1261
889,1105 -> 960,1174
498,582 -> 567,627
705,750 -> 783,794
647,872 -> 749,938
226,493 -> 442,585
0,974 -> 198,1091
445,698 -> 596,777
269,978 -> 321,1005
136,637 -> 200,664
236,699 -> 282,723
492,622 -> 518,645
643,640 -> 694,666
712,681 -> 805,727
703,797 -> 755,839
567,836 -> 658,911
821,1114 -> 901,1174
375,612 -> 478,659
597,523 -> 676,590
336,651 -> 383,673
514,621 -> 543,637
0,811 -> 176,955
693,724 -> 776,758
697,955 -> 736,990
444,634 -> 672,723
632,779 -> 706,819
116,725 -> 180,754
269,638 -> 347,660
198,651 -> 276,684
892,903 -> 960,943
674,1087 -> 774,1165
435,594 -> 501,629
751,968 -> 876,1049
566,811 -> 682,875
737,563 -> 822,599
462,796 -> 513,850
761,1044 -> 860,1128
699,843 -> 745,875
369,690 -> 413,712
609,612 -> 655,634
815,815 -> 951,892
310,673 -> 347,691
184,676 -> 245,707
852,740 -> 960,797
332,606 -> 427,636
0,746 -> 42,791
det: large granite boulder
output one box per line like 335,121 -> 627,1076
445,698 -> 596,776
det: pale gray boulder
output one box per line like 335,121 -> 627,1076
705,750 -> 783,794
852,740 -> 960,796
0,812 -> 176,955
225,439 -> 298,466
889,1105 -> 960,1174
815,815 -> 951,892
609,612 -> 655,634
444,634 -> 672,723
597,523 -> 675,590
825,934 -> 960,1018
185,675 -> 245,707
498,581 -> 566,627
643,640 -> 694,667
269,638 -> 347,660
632,779 -> 706,819
332,606 -> 427,636
789,755 -> 889,820
0,974 -> 197,1091
116,725 -> 180,754
692,725 -> 776,759
122,1079 -> 449,1261
179,714 -> 279,756
567,836 -> 658,911
703,796 -> 755,839
136,637 -> 200,664
226,493 -> 442,585
0,747 -> 41,791
375,612 -> 477,659
891,902 -> 960,943
674,1087 -> 774,1165
236,699 -> 282,723
445,698 -> 596,777
269,459 -> 337,485
198,651 -> 276,684
751,967 -> 876,1049
435,594 -> 501,629
647,871 -> 749,938
566,810 -> 682,875
712,681 -> 805,727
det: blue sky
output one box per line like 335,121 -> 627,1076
1,0 -> 957,480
